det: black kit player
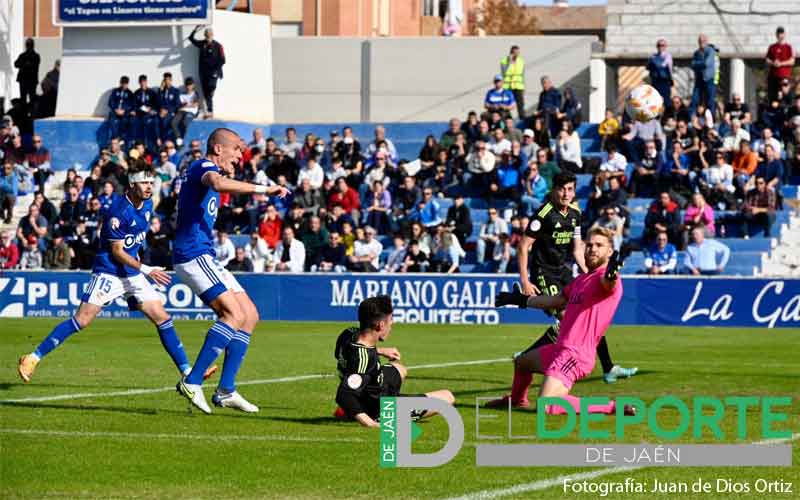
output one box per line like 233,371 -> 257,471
333,296 -> 455,428
487,172 -> 637,409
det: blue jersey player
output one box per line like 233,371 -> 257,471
174,128 -> 289,414
18,160 -> 217,383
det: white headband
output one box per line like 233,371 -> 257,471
129,172 -> 155,185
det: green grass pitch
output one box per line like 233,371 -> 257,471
1,319 -> 798,499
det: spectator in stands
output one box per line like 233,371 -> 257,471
417,188 -> 442,229
409,221 -> 432,256
241,232 -> 268,273
0,160 -> 18,223
592,205 -> 624,251
295,178 -> 323,217
297,154 -> 324,190
641,230 -> 677,275
623,116 -> 667,164
132,75 -> 159,150
279,128 -> 302,160
733,139 -> 759,196
598,143 -> 627,184
189,26 -> 225,119
171,77 -> 199,147
520,129 -> 539,160
555,123 -> 582,173
383,235 -> 407,273
401,239 -> 429,273
58,186 -> 84,236
157,72 -> 180,145
660,140 -> 691,195
0,230 -> 19,269
739,176 -> 777,238
301,215 -> 329,271
528,117 -> 549,151
644,191 -> 681,247
313,231 -> 347,273
491,232 -> 513,273
476,208 -> 508,265
25,135 -> 51,192
721,118 -> 750,154
393,175 -> 422,228
500,45 -> 526,118
155,150 -> 178,196
757,144 -> 785,192
445,194 -> 471,246
37,59 -> 59,118
598,108 -> 620,152
683,225 -> 730,275
766,27 -> 795,102
329,177 -> 361,222
724,93 -> 750,125
503,118 -> 522,144
430,227 -> 463,273
142,215 -> 171,269
683,192 -> 716,242
349,225 -> 382,272
19,235 -> 43,270
366,125 -> 398,165
107,76 -> 133,143
283,203 -> 306,238
44,231 -> 72,270
269,226 -> 306,273
484,75 -> 516,120
488,127 -> 511,156
521,161 -> 548,216
212,230 -> 236,267
14,38 -> 40,108
419,135 -> 441,172
534,148 -> 560,189
465,140 -> 496,191
557,87 -> 582,131
700,149 -> 735,209
648,38 -> 674,104
690,34 -> 718,117
439,119 -> 461,150
226,247 -> 253,273
489,151 -> 521,204
534,76 -> 561,136
364,180 -> 392,234
752,127 -> 781,158
34,191 -> 58,226
628,140 -> 661,197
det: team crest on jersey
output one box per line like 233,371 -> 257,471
529,219 -> 541,232
110,217 -> 120,230
347,374 -> 363,389
207,197 -> 218,217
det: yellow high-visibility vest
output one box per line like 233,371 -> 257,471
501,55 -> 525,90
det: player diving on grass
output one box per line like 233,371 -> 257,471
488,226 -> 635,415
174,128 -> 289,414
333,296 -> 455,428
18,159 -> 217,383
486,173 -> 636,409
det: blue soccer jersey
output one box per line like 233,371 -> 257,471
173,158 -> 220,265
93,195 -> 152,277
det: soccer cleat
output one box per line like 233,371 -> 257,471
483,395 -> 530,409
176,380 -> 212,414
17,354 -> 39,383
623,404 -> 637,416
333,406 -> 349,420
603,365 -> 639,384
212,391 -> 259,413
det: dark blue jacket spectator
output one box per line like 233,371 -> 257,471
108,86 -> 134,113
158,84 -> 181,114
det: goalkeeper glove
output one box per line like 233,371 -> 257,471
604,250 -> 625,282
495,283 -> 530,309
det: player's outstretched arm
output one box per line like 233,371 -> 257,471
601,250 -> 624,292
497,283 -> 567,310
517,235 -> 539,295
110,240 -> 171,286
354,413 -> 380,428
573,237 -> 587,274
527,292 -> 568,311
202,171 -> 290,197
377,347 -> 401,360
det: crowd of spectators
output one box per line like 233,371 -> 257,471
1,35 -> 797,276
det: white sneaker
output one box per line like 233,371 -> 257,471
212,390 -> 260,413
176,380 -> 212,414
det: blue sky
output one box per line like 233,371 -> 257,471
520,0 -> 608,5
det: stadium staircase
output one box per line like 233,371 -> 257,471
15,117 -> 800,276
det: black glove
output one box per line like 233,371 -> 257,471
604,250 -> 625,281
495,283 -> 530,309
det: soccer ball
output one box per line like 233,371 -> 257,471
625,84 -> 664,123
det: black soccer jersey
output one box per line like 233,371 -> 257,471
524,201 -> 582,275
334,327 -> 384,417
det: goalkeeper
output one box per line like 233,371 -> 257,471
486,227 -> 634,415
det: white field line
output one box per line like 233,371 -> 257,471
0,358 -> 509,404
439,433 -> 800,500
0,428 -> 364,444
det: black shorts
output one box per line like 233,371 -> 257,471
534,267 -> 573,297
364,365 -> 404,420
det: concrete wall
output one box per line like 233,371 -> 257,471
57,10 -> 274,122
273,35 -> 595,123
33,37 -> 61,83
606,0 -> 800,56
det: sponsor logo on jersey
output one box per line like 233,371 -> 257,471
123,230 -> 148,249
208,197 -> 218,217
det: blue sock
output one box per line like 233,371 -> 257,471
157,318 -> 191,374
219,330 -> 251,393
34,317 -> 82,359
185,321 -> 235,385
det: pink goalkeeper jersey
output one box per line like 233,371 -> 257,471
557,267 -> 623,356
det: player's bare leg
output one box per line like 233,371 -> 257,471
211,291 -> 259,413
539,376 -> 635,416
484,347 -> 545,408
18,302 -> 101,383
